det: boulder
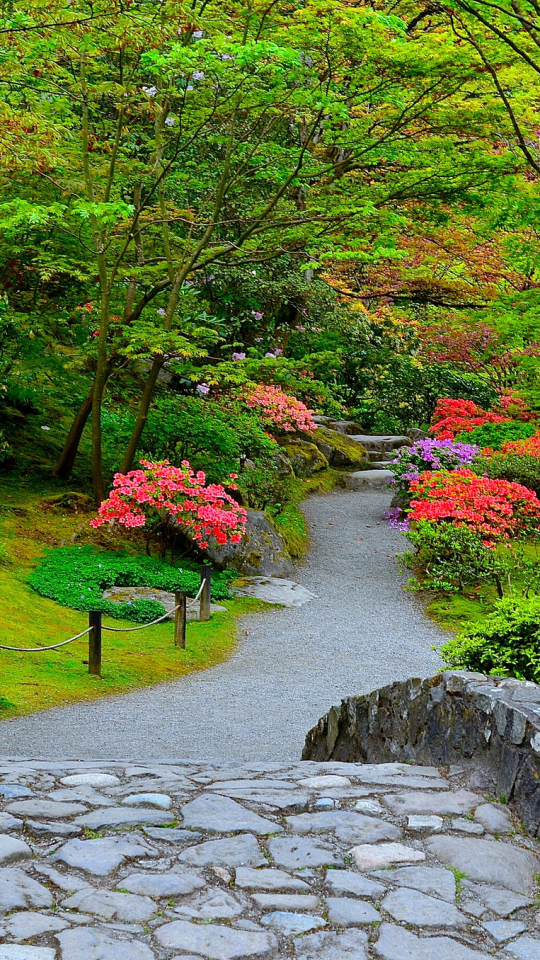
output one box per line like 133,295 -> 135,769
327,419 -> 364,436
204,509 -> 294,577
309,427 -> 368,470
279,439 -> 329,477
407,428 -> 429,442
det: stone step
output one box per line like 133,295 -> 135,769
349,435 -> 410,453
344,469 -> 393,490
370,461 -> 394,470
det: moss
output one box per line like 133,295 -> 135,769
310,427 -> 368,469
279,439 -> 329,477
268,469 -> 341,560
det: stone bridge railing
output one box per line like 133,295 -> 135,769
302,671 -> 540,835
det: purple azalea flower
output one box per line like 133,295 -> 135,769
196,383 -> 210,395
232,352 -> 246,361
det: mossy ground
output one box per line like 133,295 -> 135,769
0,471 -> 261,718
270,469 -> 340,559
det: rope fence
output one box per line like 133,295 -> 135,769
0,565 -> 213,676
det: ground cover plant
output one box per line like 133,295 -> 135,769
28,546 -> 234,623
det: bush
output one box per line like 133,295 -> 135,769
403,521 -> 510,596
458,420 -> 536,450
388,438 -> 478,497
29,546 -> 233,622
430,398 -> 509,440
441,597 -> 540,682
477,453 -> 540,498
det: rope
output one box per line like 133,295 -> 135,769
101,605 -> 180,633
187,580 -> 206,606
0,626 -> 92,653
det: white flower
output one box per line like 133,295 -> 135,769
165,116 -> 175,126
157,308 -> 166,316
41,426 -> 51,431
193,30 -> 203,39
142,85 -> 157,97
192,70 -> 205,81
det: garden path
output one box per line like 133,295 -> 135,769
0,490 -> 444,761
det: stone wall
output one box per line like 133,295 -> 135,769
302,671 -> 540,835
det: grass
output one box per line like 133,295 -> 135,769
0,472 -> 262,718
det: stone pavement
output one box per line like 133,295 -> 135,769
0,759 -> 538,958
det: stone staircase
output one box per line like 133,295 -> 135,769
344,434 -> 410,490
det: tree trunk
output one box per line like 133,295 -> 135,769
52,385 -> 94,480
120,355 -> 165,474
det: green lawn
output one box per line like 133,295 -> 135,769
0,477 -> 261,718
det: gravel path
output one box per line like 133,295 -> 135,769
0,490 -> 444,761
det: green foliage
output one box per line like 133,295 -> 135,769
476,453 -> 540,497
237,466 -> 293,512
441,597 -> 540,682
28,546 -> 233,623
459,421 -> 536,450
403,521 -> 510,596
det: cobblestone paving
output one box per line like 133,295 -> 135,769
0,759 -> 538,958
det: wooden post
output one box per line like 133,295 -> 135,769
200,565 -> 211,622
174,592 -> 186,648
88,611 -> 102,677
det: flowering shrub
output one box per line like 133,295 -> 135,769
90,460 -> 247,550
430,398 -> 509,440
389,438 -> 479,496
495,392 -> 536,421
500,432 -> 540,458
408,469 -> 540,545
243,384 -> 316,433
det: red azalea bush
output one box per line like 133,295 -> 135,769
408,469 -> 540,545
90,460 -> 247,549
430,398 -> 509,440
244,384 -> 316,433
500,433 -> 540,458
495,391 -> 536,422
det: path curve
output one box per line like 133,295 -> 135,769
0,490 -> 444,761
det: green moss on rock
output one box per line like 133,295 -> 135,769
309,427 -> 368,469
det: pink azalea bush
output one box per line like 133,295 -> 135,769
90,460 -> 247,550
244,384 -> 316,433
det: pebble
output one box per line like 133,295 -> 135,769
407,814 -> 443,833
121,793 -> 172,809
60,773 -> 121,788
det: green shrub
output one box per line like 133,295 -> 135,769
28,546 -> 233,622
403,521 -> 510,597
441,596 -> 540,682
477,453 -> 540,497
459,420 -> 536,450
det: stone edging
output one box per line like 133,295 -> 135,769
302,671 -> 540,835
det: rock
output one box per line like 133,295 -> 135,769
0,835 -> 31,865
3,911 -> 69,938
232,577 -> 316,608
285,811 -> 400,843
0,868 -> 53,912
154,920 -> 276,957
56,927 -> 155,960
351,842 -> 425,871
25,820 -> 81,838
6,800 -> 87,819
60,773 -> 120,788
52,836 -> 155,876
449,817 -> 484,835
175,887 -> 245,920
0,785 -> 33,798
507,937 -> 540,959
252,894 -> 319,911
466,883 -> 530,916
180,794 -> 281,834
279,439 -> 329,477
407,815 -> 443,833
268,836 -> 342,869
144,828 -> 202,844
308,427 -> 368,469
102,586 -> 226,621
482,919 -> 527,942
299,775 -> 351,789
121,793 -> 172,809
407,428 -> 429,441
178,834 -> 267,868
235,868 -> 310,892
326,420 -> 364,436
381,887 -> 469,928
343,469 -> 393,490
119,872 -> 205,897
382,789 -> 480,817
373,923 -> 490,960
473,802 -> 513,835
426,836 -> 539,894
325,897 -> 379,925
260,912 -> 326,936
373,866 -> 456,902
0,948 -> 56,960
61,888 -> 156,922
0,813 -> 22,833
324,870 -> 385,899
74,806 -> 175,829
202,509 -> 293,577
294,929 -> 369,959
